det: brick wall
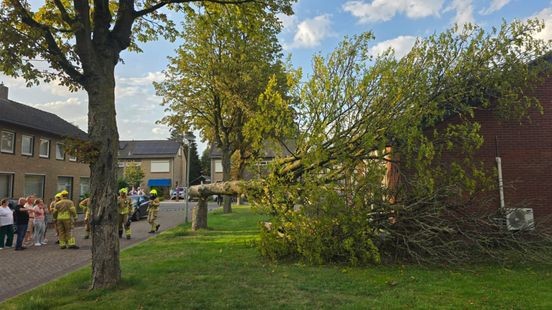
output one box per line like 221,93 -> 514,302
439,76 -> 552,219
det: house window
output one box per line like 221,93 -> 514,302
57,176 -> 73,199
80,177 -> 90,199
151,160 -> 170,173
69,154 -> 77,162
214,160 -> 223,173
55,143 -> 65,160
39,139 -> 50,158
0,173 -> 14,198
1,131 -> 15,154
21,135 -> 34,156
24,174 -> 45,198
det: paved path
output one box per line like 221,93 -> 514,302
0,201 -> 218,302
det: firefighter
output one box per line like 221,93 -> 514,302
79,197 -> 91,239
53,190 -> 78,249
49,193 -> 62,244
147,189 -> 160,233
118,188 -> 132,239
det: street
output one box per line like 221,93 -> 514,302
0,200 -> 220,302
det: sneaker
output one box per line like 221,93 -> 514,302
34,243 -> 42,246
41,242 -> 48,245
68,245 -> 80,249
156,224 -> 160,232
60,246 -> 67,249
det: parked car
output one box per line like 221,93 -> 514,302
130,195 -> 150,221
170,187 -> 186,200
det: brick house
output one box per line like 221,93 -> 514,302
462,72 -> 552,219
209,142 -> 295,183
385,63 -> 552,222
118,140 -> 187,196
0,84 -> 90,204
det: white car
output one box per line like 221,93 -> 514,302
170,187 -> 186,200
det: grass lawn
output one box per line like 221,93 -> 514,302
3,206 -> 552,309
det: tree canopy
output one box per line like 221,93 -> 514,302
155,2 -> 294,212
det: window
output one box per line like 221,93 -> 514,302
0,173 -> 14,198
80,177 -> 90,199
39,139 -> 50,158
1,131 -> 15,153
24,175 -> 45,198
69,154 -> 77,162
214,160 -> 223,173
57,176 -> 73,199
151,160 -> 170,173
21,135 -> 34,156
55,143 -> 65,160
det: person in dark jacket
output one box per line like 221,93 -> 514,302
13,197 -> 32,251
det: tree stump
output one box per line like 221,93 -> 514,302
192,196 -> 208,230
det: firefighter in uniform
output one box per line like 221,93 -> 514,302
118,188 -> 132,239
147,189 -> 160,233
79,197 -> 91,239
49,193 -> 62,244
53,190 -> 79,249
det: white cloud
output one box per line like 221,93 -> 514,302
31,97 -> 89,131
445,0 -> 474,27
370,35 -> 418,58
277,13 -> 298,33
530,7 -> 552,42
342,0 -> 444,23
285,15 -> 334,49
479,0 -> 510,15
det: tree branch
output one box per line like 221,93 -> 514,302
53,0 -> 75,26
134,0 -> 257,18
10,0 -> 85,84
112,0 -> 135,51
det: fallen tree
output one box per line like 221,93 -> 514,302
189,20 -> 552,265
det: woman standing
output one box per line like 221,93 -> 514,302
33,199 -> 47,246
0,198 -> 14,249
23,195 -> 35,246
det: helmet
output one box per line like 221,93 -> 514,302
149,189 -> 158,196
61,190 -> 69,196
55,193 -> 62,199
119,188 -> 128,194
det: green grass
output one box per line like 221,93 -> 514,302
3,206 -> 552,309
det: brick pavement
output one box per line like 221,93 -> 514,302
0,201 -> 196,302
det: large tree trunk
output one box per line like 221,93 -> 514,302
87,64 -> 121,289
221,147 -> 233,213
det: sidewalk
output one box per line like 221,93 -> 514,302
0,201 -> 190,302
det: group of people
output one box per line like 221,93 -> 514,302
0,194 -> 61,251
1,187 -> 162,251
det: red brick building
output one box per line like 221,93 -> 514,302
466,73 -> 552,219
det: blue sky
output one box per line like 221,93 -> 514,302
1,0 -> 551,154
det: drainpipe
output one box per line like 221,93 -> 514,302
495,137 -> 505,209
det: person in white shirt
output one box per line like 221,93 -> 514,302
0,198 -> 15,249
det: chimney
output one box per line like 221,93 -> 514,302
0,83 -> 8,100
